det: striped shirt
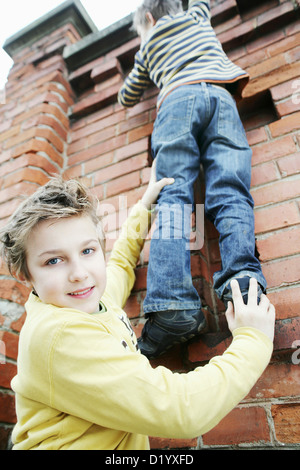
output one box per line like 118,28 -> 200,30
118,0 -> 249,110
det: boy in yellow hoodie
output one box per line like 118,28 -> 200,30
0,164 -> 275,450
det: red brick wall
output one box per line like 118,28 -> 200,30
0,0 -> 299,450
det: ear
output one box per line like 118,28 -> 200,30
14,272 -> 32,289
146,12 -> 156,27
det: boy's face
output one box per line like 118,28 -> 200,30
25,214 -> 107,314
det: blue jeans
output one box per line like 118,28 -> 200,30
143,82 -> 266,314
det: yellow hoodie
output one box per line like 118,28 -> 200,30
11,202 -> 273,450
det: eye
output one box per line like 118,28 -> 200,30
82,248 -> 94,256
46,258 -> 61,266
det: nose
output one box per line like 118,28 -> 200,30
68,259 -> 88,283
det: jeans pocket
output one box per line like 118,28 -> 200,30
153,95 -> 195,143
217,95 -> 249,148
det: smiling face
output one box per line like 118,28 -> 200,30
25,214 -> 107,314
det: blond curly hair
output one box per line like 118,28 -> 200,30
0,177 -> 105,281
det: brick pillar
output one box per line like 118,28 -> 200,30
0,1 -> 97,449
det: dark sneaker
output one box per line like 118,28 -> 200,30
138,309 -> 206,359
222,277 -> 265,307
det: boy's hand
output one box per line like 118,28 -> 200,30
225,278 -> 275,342
141,159 -> 174,210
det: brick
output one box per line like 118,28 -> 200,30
249,363 -> 300,400
271,77 -> 299,101
218,18 -> 255,49
0,125 -> 20,144
71,109 -> 125,143
254,201 -> 300,234
128,123 -> 154,144
11,312 -> 27,333
269,112 -> 300,137
106,171 -> 141,198
188,333 -> 231,364
0,280 -> 30,306
114,138 -> 149,162
84,152 -> 114,175
70,83 -> 120,119
0,392 -> 16,424
124,294 -> 141,319
0,198 -> 21,221
0,427 -> 11,451
68,135 -> 126,166
272,403 -> 300,444
94,154 -> 147,185
244,62 -> 300,98
3,168 -> 49,190
149,436 -> 197,450
0,153 -> 58,180
263,256 -> 300,289
251,136 -> 297,166
267,286 -> 300,320
247,53 -> 287,80
273,317 -> 300,353
119,112 -> 149,135
266,31 -> 300,57
13,103 -> 69,130
4,127 -> 64,153
251,160 -> 278,186
277,153 -> 300,177
257,226 -> 300,261
0,331 -> 18,361
247,127 -> 268,146
251,178 -> 300,206
23,115 -> 68,141
0,182 -> 38,204
91,57 -> 123,83
0,362 -> 17,389
203,407 -> 270,446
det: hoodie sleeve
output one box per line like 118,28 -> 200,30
50,320 -> 273,439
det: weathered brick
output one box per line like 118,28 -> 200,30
251,178 -> 300,206
203,407 -> 270,446
267,286 -> 300,320
269,111 -> 300,137
254,201 -> 299,234
251,160 -> 278,186
263,256 -> 300,289
0,362 -> 17,389
149,436 -> 198,450
106,171 -> 141,198
277,153 -> 300,176
0,330 -> 18,362
94,154 -> 147,185
251,135 -> 296,165
272,403 -> 300,444
249,363 -> 300,400
0,392 -> 16,424
0,280 -> 30,306
257,226 -> 300,261
273,317 -> 300,353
